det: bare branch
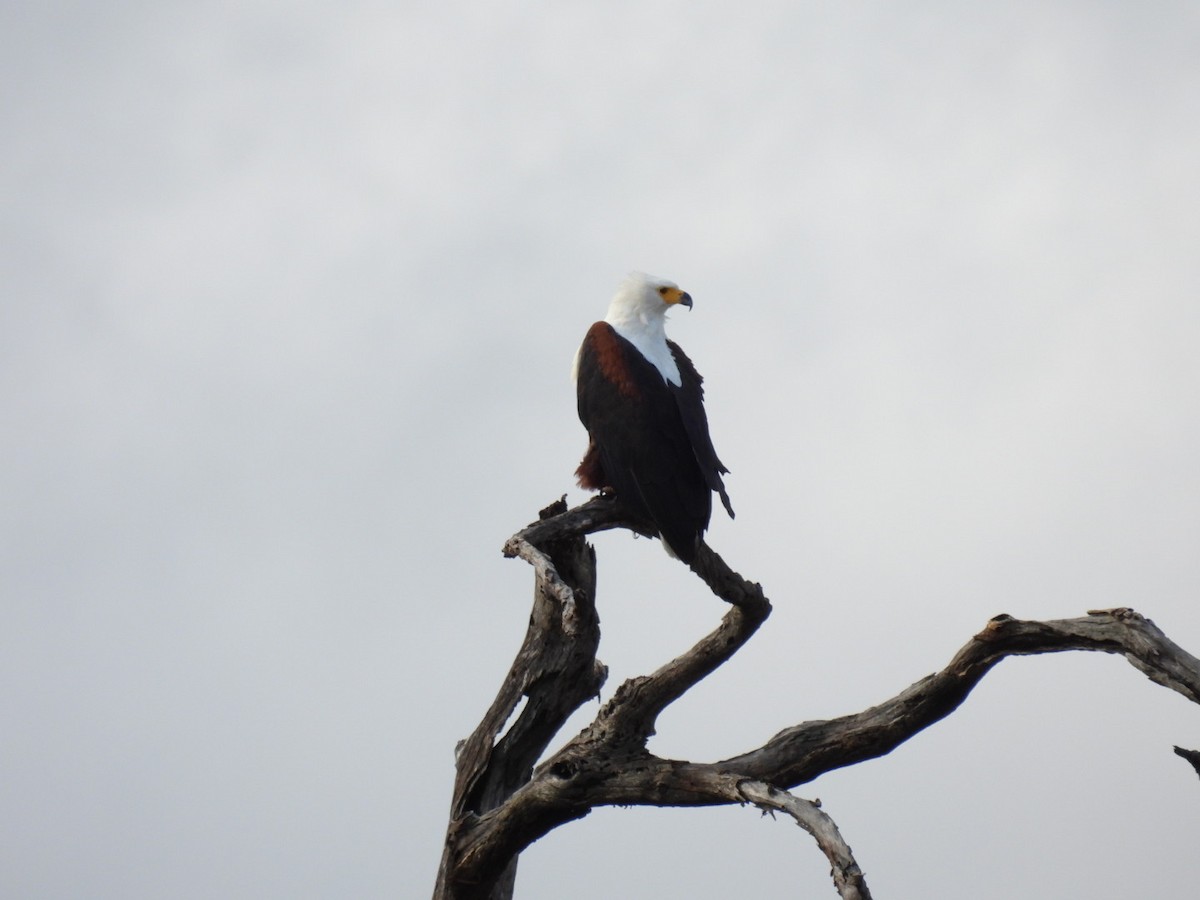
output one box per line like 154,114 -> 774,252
483,608 -> 1200,817
717,608 -> 1200,788
437,499 -> 1200,900
445,534 -> 772,897
502,494 -> 657,552
580,540 -> 771,744
738,781 -> 872,900
436,499 -> 605,900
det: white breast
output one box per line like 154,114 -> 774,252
610,322 -> 681,386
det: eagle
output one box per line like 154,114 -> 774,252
571,272 -> 733,564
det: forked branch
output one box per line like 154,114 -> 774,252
435,499 -> 1200,900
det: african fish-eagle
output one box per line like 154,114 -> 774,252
571,272 -> 733,564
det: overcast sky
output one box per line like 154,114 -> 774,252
3,2 -> 1200,898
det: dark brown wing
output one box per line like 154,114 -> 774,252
575,323 -> 713,562
668,339 -> 734,519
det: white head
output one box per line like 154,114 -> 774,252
604,272 -> 693,330
601,272 -> 691,386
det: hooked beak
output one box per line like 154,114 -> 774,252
661,286 -> 693,310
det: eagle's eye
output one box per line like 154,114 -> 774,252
657,286 -> 669,296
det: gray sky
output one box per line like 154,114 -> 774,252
4,2 -> 1199,897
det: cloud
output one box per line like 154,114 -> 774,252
3,2 -> 1199,898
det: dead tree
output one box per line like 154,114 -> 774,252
434,496 -> 1200,900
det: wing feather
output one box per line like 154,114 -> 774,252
668,340 -> 734,519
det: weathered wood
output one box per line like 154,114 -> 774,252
435,499 -> 603,900
738,781 -> 872,900
440,504 -> 771,899
435,500 -> 1200,900
717,609 -> 1200,787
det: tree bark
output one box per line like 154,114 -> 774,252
434,499 -> 605,900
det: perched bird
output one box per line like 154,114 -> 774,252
572,272 -> 733,563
